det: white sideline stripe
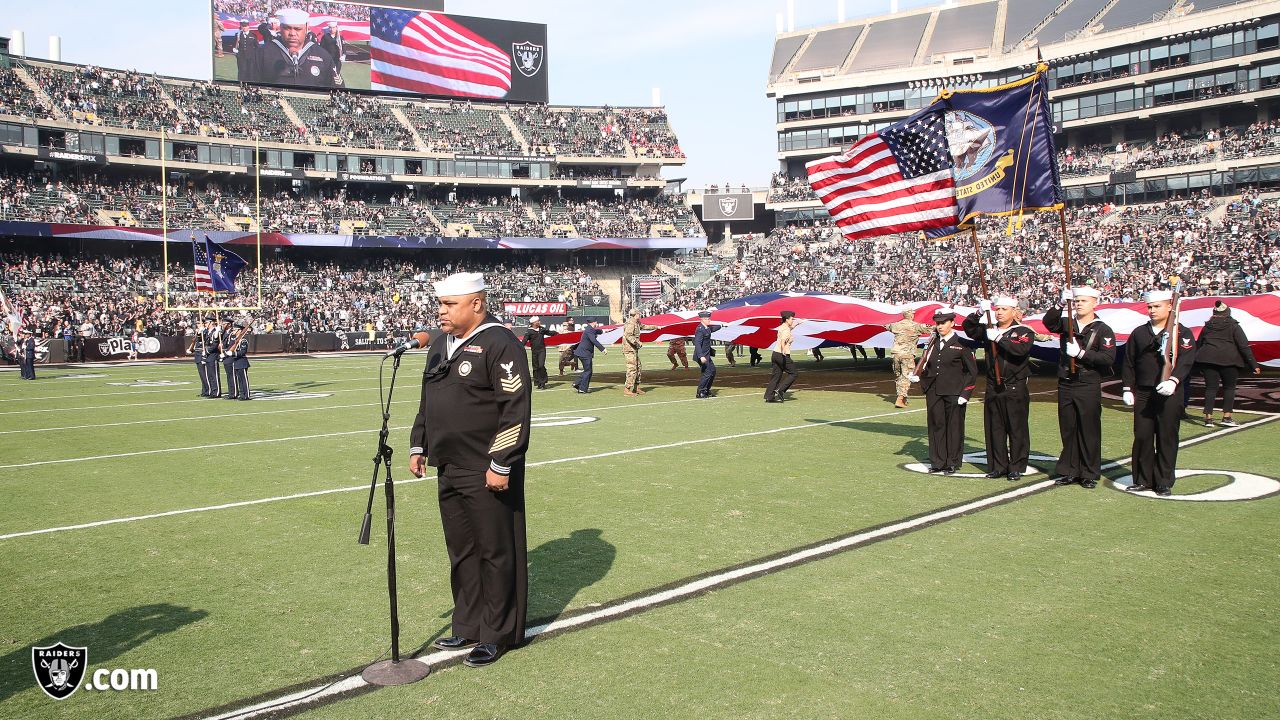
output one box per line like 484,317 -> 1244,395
0,359 -> 384,386
0,406 -> 928,538
194,414 -> 1280,720
0,400 -> 406,435
0,373 -> 373,404
0,384 -> 388,416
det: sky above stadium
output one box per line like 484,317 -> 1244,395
6,0 -> 935,189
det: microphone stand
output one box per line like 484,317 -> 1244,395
358,351 -> 430,685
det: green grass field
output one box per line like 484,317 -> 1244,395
2,349 -> 1278,719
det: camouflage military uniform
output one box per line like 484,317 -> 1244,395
622,313 -> 659,395
886,310 -> 933,405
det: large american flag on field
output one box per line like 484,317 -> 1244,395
192,238 -> 214,292
806,109 -> 959,241
369,8 -> 512,99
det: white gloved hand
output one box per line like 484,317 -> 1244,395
957,397 -> 968,405
1065,340 -> 1082,358
1061,288 -> 1074,304
907,373 -> 920,383
1156,379 -> 1177,396
978,298 -> 992,313
1122,390 -> 1134,406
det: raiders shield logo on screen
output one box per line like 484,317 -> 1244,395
512,41 -> 544,78
718,196 -> 738,216
32,642 -> 88,700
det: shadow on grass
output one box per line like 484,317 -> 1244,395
527,528 -> 616,625
0,602 -> 208,702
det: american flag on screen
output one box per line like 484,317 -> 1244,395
637,279 -> 663,301
806,108 -> 959,241
192,238 -> 214,293
368,8 -> 512,98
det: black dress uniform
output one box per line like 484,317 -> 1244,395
520,323 -> 557,390
230,327 -> 251,400
572,325 -> 606,393
1042,305 -> 1117,487
693,314 -> 721,398
234,27 -> 257,81
204,324 -> 222,398
410,315 -> 531,649
962,312 -> 1036,479
918,328 -> 977,473
19,332 -> 36,380
1123,320 -> 1196,494
221,324 -> 237,399
250,39 -> 337,88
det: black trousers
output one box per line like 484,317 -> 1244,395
573,355 -> 593,391
983,378 -> 1030,475
696,356 -> 716,396
196,357 -> 211,396
20,358 -> 35,379
1199,363 -> 1240,415
1132,386 -> 1183,492
1055,380 -> 1102,481
436,464 -> 528,647
223,360 -> 236,397
205,357 -> 221,396
531,348 -> 548,388
749,347 -> 762,366
765,352 -> 797,399
233,367 -> 250,399
925,390 -> 967,470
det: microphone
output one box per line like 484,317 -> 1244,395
385,331 -> 430,358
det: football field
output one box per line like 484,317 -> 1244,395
2,349 -> 1278,719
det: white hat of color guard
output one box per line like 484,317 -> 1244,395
276,8 -> 310,26
1072,286 -> 1100,299
433,272 -> 486,297
1145,289 -> 1174,303
991,295 -> 1018,308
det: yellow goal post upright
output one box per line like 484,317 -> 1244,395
162,130 -> 263,312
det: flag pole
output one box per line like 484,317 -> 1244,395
1058,207 -> 1077,374
969,226 -> 1003,386
161,127 -> 170,311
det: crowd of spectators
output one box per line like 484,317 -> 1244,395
169,81 -> 309,143
27,64 -> 183,133
2,249 -> 606,340
293,91 -> 415,150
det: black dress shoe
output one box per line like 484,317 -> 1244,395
942,467 -> 956,475
1007,472 -> 1022,482
1080,478 -> 1097,489
1053,476 -> 1077,486
432,635 -> 477,651
576,389 -> 588,394
463,643 -> 504,668
927,466 -> 945,474
1125,484 -> 1151,492
764,397 -> 779,403
1155,488 -> 1172,497
984,471 -> 1002,479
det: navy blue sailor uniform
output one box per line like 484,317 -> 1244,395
693,322 -> 722,398
962,314 -> 1036,478
19,336 -> 36,379
250,39 -> 337,88
1042,307 -> 1117,484
918,332 -> 977,472
1123,321 -> 1196,493
409,317 -> 531,648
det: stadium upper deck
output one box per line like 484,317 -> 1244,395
766,0 -> 1280,216
0,53 -> 685,193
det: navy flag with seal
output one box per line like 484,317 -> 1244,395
931,66 -> 1062,230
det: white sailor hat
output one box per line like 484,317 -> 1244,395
1145,289 -> 1174,303
433,272 -> 486,297
991,295 -> 1018,308
1071,286 -> 1100,299
276,8 -> 309,26
326,21 -> 339,28
529,316 -> 540,323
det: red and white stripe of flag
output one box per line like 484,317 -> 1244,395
371,12 -> 511,98
806,134 -> 958,241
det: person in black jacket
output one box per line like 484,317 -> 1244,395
962,295 -> 1036,481
1042,286 -> 1117,489
408,272 -> 530,668
1194,300 -> 1260,427
1121,290 -> 1196,496
693,311 -> 723,399
520,316 -> 557,390
909,308 -> 976,474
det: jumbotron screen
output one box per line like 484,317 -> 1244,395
212,1 -> 548,102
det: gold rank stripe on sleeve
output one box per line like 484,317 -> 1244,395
500,375 -> 524,393
489,424 -> 523,453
